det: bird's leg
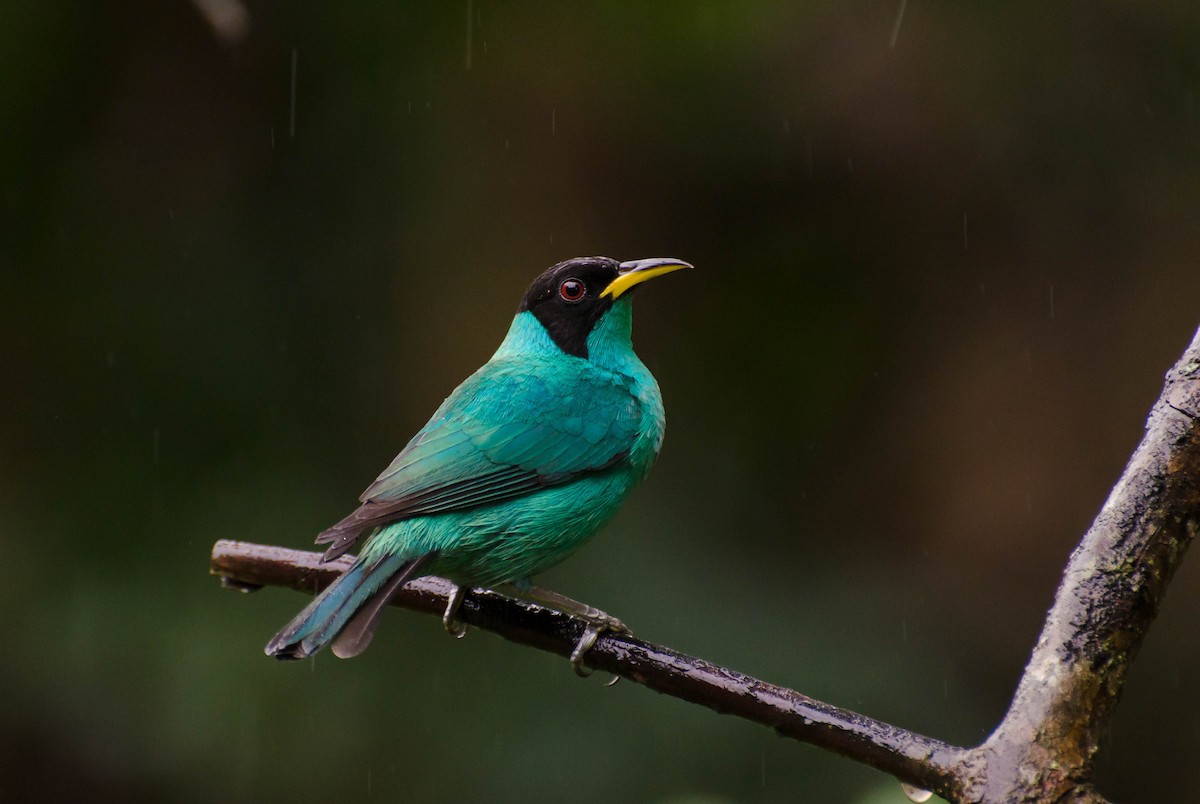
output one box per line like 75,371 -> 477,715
507,584 -> 628,679
442,584 -> 469,639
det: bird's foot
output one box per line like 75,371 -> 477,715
568,613 -> 628,682
442,584 -> 469,639
511,584 -> 628,682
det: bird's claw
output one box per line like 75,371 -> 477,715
501,583 -> 626,683
442,584 -> 469,639
569,615 -> 628,683
570,624 -> 602,677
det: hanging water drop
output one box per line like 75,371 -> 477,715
900,781 -> 933,802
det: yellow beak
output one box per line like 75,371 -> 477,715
600,258 -> 693,300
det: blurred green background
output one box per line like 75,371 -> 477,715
3,2 -> 1200,802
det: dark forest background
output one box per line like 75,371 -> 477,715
3,3 -> 1200,802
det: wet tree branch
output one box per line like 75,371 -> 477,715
211,324 -> 1200,803
210,539 -> 966,793
956,323 -> 1200,801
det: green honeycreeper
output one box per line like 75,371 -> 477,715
266,256 -> 690,670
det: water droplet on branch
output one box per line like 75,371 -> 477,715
901,782 -> 933,802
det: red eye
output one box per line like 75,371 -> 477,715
559,278 -> 585,302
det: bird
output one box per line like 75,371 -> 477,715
265,255 -> 690,673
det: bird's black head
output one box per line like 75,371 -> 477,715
518,256 -> 692,359
519,257 -> 620,359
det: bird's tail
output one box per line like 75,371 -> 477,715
264,551 -> 435,660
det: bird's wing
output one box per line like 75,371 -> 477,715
315,358 -> 643,560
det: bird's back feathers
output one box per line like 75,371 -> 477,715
316,356 -> 644,561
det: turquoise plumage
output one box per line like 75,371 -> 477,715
266,256 -> 689,664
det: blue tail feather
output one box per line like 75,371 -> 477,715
264,553 -> 423,660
